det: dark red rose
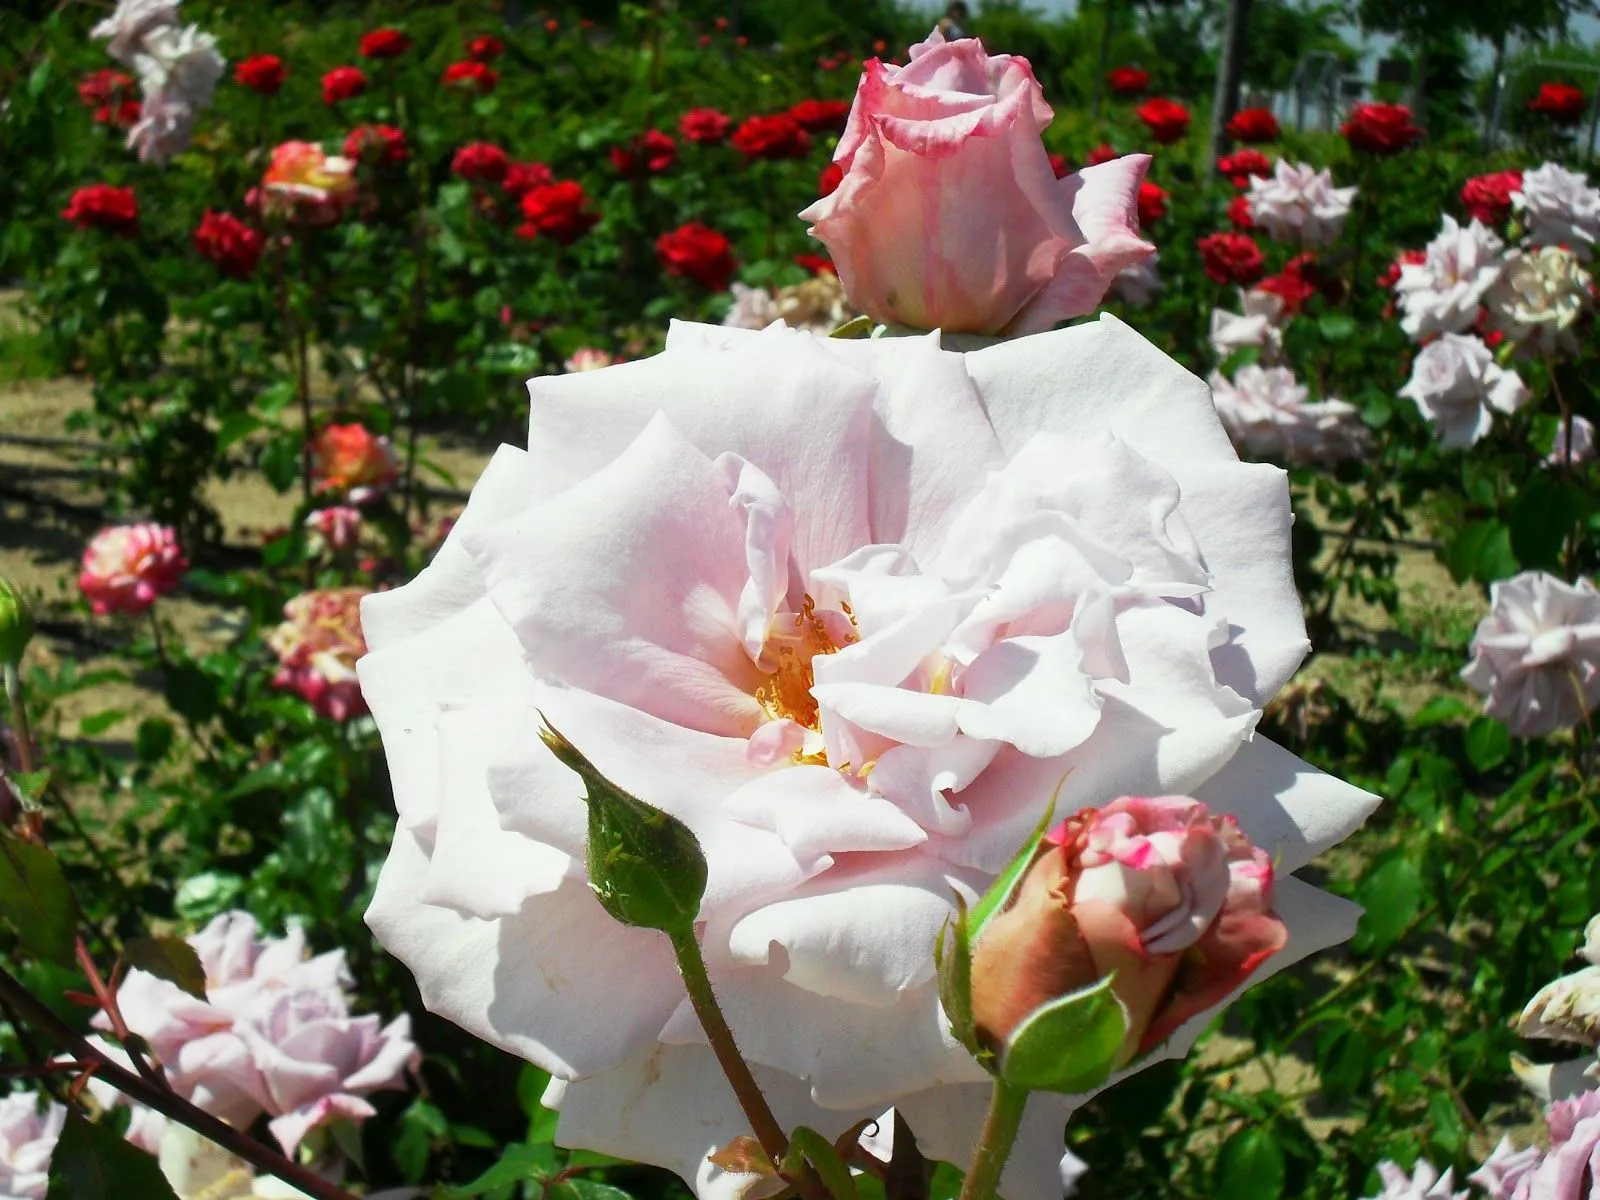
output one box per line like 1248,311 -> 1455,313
1086,143 -> 1119,166
1106,66 -> 1149,97
1138,180 -> 1168,226
1196,231 -> 1264,285
680,107 -> 732,144
656,222 -> 737,290
517,181 -> 599,245
344,124 -> 408,166
467,34 -> 504,62
789,98 -> 850,133
99,99 -> 141,127
359,28 -> 411,59
1048,153 -> 1071,179
193,210 -> 264,278
1460,170 -> 1522,225
1340,103 -> 1421,154
1529,81 -> 1587,122
442,61 -> 498,94
62,184 -> 138,236
1258,253 -> 1319,313
78,69 -> 133,108
451,142 -> 509,183
731,113 -> 811,160
1136,98 -> 1190,144
611,129 -> 677,177
1228,195 -> 1256,231
1225,107 -> 1280,143
1217,148 -> 1273,189
235,55 -> 286,96
818,161 -> 843,196
794,253 -> 835,276
503,161 -> 554,198
322,66 -> 367,105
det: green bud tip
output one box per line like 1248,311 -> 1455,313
0,577 -> 35,670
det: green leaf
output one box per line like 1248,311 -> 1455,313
1353,855 -> 1423,954
1463,717 -> 1511,772
77,710 -> 126,737
27,59 -> 51,99
174,872 -> 244,923
1316,313 -> 1357,342
998,976 -> 1126,1094
215,413 -> 262,453
120,936 -> 206,1000
445,1143 -> 555,1198
1509,474 -> 1588,572
1442,520 -> 1517,585
0,830 -> 79,966
935,892 -> 978,1056
830,315 -> 873,338
47,1110 -> 180,1200
259,431 -> 302,494
1213,1126 -> 1286,1200
968,791 -> 1062,940
784,1127 -> 858,1200
548,1182 -> 632,1200
1409,696 -> 1476,729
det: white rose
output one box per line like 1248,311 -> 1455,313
1398,333 -> 1528,448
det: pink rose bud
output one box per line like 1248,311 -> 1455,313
800,29 -> 1153,336
970,796 -> 1288,1071
78,523 -> 187,616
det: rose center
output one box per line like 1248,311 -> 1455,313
754,595 -> 856,731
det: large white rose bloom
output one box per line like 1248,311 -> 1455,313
1394,217 -> 1505,342
1244,160 -> 1356,248
90,0 -> 222,164
1515,162 -> 1600,261
1208,363 -> 1368,465
89,0 -> 180,63
1398,333 -> 1528,449
358,316 -> 1378,1200
1462,571 -> 1600,737
1486,246 -> 1594,357
1209,288 -> 1286,364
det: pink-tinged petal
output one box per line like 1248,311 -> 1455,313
366,826 -> 682,1080
956,632 -> 1103,757
722,764 -> 927,859
1138,902 -> 1288,1056
267,1093 -> 376,1157
465,414 -> 763,736
339,1015 -> 418,1092
717,453 -> 796,662
894,1085 -> 1081,1200
866,736 -> 1000,836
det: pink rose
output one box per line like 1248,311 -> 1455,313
267,588 -> 370,722
78,523 -> 187,616
970,796 -> 1287,1068
800,30 -> 1153,335
0,1091 -> 64,1199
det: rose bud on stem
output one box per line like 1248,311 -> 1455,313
940,796 -> 1288,1200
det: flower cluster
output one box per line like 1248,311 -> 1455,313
1209,364 -> 1369,465
90,0 -> 225,163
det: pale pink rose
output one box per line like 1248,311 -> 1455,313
1398,333 -> 1528,449
0,1092 -> 64,1200
90,0 -> 180,64
564,348 -> 616,372
1395,216 -> 1505,342
267,588 -> 369,722
720,283 -> 780,331
1547,416 -> 1598,469
969,796 -> 1287,1067
1209,288 -> 1285,363
1530,1089 -> 1600,1199
305,506 -> 364,554
1470,1136 -> 1544,1200
1462,571 -> 1600,737
357,315 -> 1377,1200
1208,364 -> 1368,465
78,523 -> 187,615
1516,162 -> 1600,260
125,23 -> 223,164
1110,252 -> 1163,307
1360,1160 -> 1469,1200
800,31 -> 1153,335
1244,160 -> 1356,248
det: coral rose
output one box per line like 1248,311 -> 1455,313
1136,97 -> 1190,143
261,141 -> 357,225
801,30 -> 1153,335
358,314 -> 1377,1199
234,54 -> 285,96
78,523 -> 186,615
269,589 -> 372,722
311,422 -> 398,499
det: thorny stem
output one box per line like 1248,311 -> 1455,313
957,1080 -> 1030,1200
74,937 -> 165,1090
0,962 -> 360,1200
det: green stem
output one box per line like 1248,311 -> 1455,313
958,1080 -> 1030,1200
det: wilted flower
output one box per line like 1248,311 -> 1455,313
268,588 -> 371,722
1245,160 -> 1356,248
0,1092 -> 64,1200
260,141 -> 358,225
305,506 -> 364,555
1462,170 -> 1522,226
310,423 -> 398,500
1515,163 -> 1600,260
1398,333 -> 1528,449
721,283 -> 781,331
1358,1160 -> 1469,1200
62,184 -> 138,236
656,223 -> 737,291
801,30 -> 1152,335
1547,415 -> 1598,469
78,524 -> 186,615
1463,571 -> 1600,737
1209,364 -> 1368,464
1516,913 -> 1600,1046
1209,288 -> 1285,363
1486,246 -> 1594,357
1136,97 -> 1190,143
1395,217 -> 1505,341
357,314 -> 1377,1198
1110,252 -> 1163,307
1530,1090 -> 1600,1199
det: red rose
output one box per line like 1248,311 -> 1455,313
656,222 -> 737,290
467,34 -> 504,62
1228,194 -> 1256,231
100,99 -> 142,127
1136,97 -> 1190,143
731,113 -> 811,159
818,161 -> 843,197
680,107 -> 732,144
1341,103 -> 1421,155
62,184 -> 138,236
359,28 -> 411,59
78,69 -> 133,108
1196,231 -> 1264,285
235,55 -> 286,97
517,181 -> 599,245
794,253 -> 835,276
1258,253 -> 1318,313
789,98 -> 850,133
322,66 -> 367,105
1106,66 -> 1149,97
1460,170 -> 1522,225
451,142 -> 509,183
1138,180 -> 1168,226
193,210 -> 264,278
503,161 -> 554,197
442,61 -> 498,94
611,129 -> 677,177
1225,107 -> 1280,143
1048,153 -> 1071,179
1528,81 -> 1587,122
1217,148 -> 1272,188
345,124 -> 408,166
1377,248 -> 1426,290
1086,143 -> 1119,166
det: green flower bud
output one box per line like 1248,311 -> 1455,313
0,578 -> 35,669
538,715 -> 708,935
